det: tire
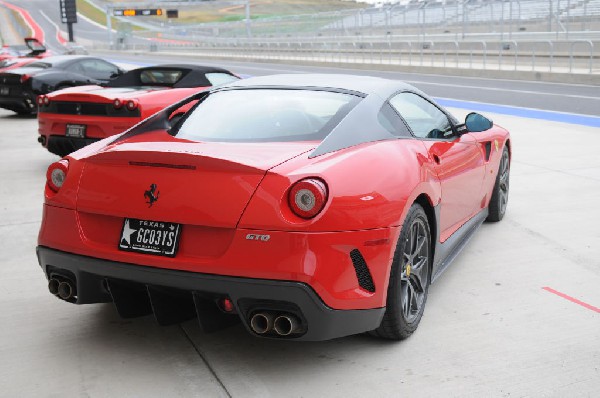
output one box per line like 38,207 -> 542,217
15,109 -> 35,116
371,203 -> 431,340
487,145 -> 510,222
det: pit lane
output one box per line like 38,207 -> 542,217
0,80 -> 598,396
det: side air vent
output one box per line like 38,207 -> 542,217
483,142 -> 492,161
349,249 -> 375,293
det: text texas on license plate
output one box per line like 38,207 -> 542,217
119,218 -> 181,257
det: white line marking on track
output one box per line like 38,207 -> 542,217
406,81 -> 600,101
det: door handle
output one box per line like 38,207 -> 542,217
432,154 -> 441,164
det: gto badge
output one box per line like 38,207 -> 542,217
144,183 -> 160,207
494,139 -> 499,152
246,234 -> 270,242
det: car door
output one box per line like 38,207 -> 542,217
389,92 -> 486,241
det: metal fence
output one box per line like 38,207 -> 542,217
97,37 -> 598,75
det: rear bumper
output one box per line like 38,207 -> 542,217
37,246 -> 385,341
44,135 -> 99,156
0,94 -> 36,113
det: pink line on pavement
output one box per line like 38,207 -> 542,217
542,287 -> 600,313
56,29 -> 67,45
0,0 -> 45,43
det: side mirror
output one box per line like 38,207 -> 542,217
110,69 -> 124,79
464,112 -> 493,132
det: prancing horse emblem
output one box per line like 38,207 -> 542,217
144,184 -> 160,207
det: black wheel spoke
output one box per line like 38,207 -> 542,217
407,281 -> 417,315
410,257 -> 427,292
401,283 -> 410,318
414,235 -> 426,257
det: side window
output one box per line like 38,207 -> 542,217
377,103 -> 411,137
79,59 -> 118,79
66,61 -> 85,74
389,92 -> 454,139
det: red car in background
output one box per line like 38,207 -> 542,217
0,38 -> 48,71
37,64 -> 239,156
0,57 -> 36,71
37,74 -> 511,341
0,37 -> 49,61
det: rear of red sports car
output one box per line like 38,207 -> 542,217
37,65 -> 239,157
37,74 -> 510,341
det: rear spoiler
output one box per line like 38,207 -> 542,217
24,37 -> 46,56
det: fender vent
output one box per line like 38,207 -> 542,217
483,142 -> 492,161
349,249 -> 375,293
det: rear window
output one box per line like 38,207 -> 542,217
205,72 -> 238,86
140,69 -> 183,85
174,89 -> 360,143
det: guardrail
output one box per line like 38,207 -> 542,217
100,38 -> 598,75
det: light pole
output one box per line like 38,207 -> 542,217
245,0 -> 252,38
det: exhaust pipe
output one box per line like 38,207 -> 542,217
273,314 -> 302,336
249,312 -> 273,334
57,280 -> 75,300
48,278 -> 60,295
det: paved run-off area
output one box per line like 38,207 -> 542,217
0,107 -> 598,397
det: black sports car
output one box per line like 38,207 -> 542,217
0,55 -> 123,115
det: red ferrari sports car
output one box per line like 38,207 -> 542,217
37,64 -> 239,156
37,74 -> 511,341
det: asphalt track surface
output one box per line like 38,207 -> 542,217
95,51 -> 600,119
1,3 -> 600,397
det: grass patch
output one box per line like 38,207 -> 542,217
217,14 -> 274,23
175,0 -> 365,24
75,0 -> 144,32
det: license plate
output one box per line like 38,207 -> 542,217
66,124 -> 86,138
118,218 -> 181,257
0,86 -> 8,95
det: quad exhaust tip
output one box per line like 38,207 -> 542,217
250,312 -> 273,334
48,278 -> 75,300
58,281 -> 75,300
273,314 -> 301,336
250,312 -> 302,337
48,278 -> 60,295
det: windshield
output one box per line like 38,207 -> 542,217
174,89 -> 360,143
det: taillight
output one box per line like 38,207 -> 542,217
113,98 -> 123,109
288,178 -> 328,219
126,100 -> 138,111
20,74 -> 30,83
46,159 -> 69,192
37,95 -> 50,107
